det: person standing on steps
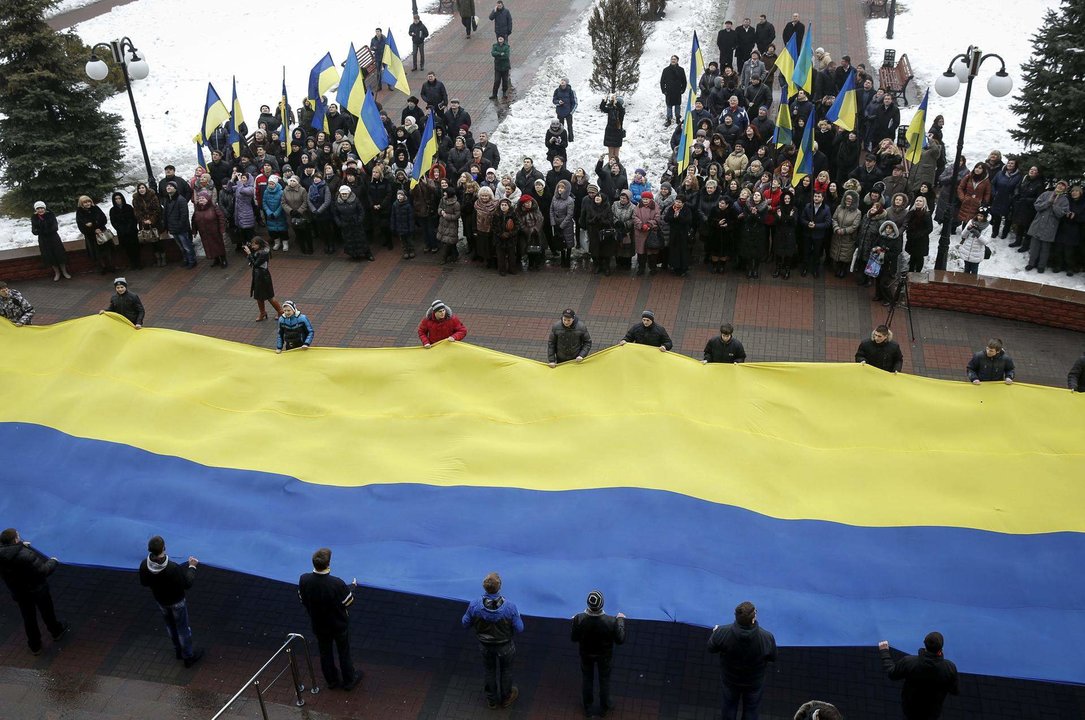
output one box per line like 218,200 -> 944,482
462,572 -> 524,710
29,202 -> 69,280
0,528 -> 70,656
489,0 -> 512,38
139,535 -> 204,668
409,14 -> 429,71
369,28 -> 387,92
490,36 -> 511,100
298,548 -> 360,691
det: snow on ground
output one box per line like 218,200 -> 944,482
48,0 -> 100,16
1,0 -> 448,251
490,0 -> 724,191
867,0 -> 1085,289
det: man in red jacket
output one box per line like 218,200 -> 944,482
418,299 -> 468,347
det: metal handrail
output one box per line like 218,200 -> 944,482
210,632 -> 320,720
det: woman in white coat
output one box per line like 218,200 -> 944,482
957,206 -> 992,275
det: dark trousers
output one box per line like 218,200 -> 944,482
876,258 -> 899,300
17,586 -> 64,651
558,113 -> 574,141
580,653 -> 614,709
412,41 -> 425,70
492,68 -> 510,97
721,681 -> 765,720
990,213 -> 1009,238
665,102 -> 681,122
804,237 -> 825,273
419,215 -> 438,250
480,643 -> 515,705
316,629 -> 355,686
496,241 -> 518,274
963,260 -> 979,275
293,224 -> 314,254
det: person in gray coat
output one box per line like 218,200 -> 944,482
1026,180 -> 1070,273
547,308 -> 592,366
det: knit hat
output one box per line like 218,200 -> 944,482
586,590 -> 604,612
634,168 -> 646,177
281,300 -> 298,314
339,186 -> 351,195
268,174 -> 280,185
34,201 -> 46,210
519,194 -> 534,205
640,190 -> 654,200
587,183 -> 599,192
429,299 -> 451,316
641,310 -> 655,320
113,277 -> 128,287
562,308 -> 576,319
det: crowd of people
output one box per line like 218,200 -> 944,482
4,526 -> 963,720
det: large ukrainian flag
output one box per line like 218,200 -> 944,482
2,316 -> 1083,684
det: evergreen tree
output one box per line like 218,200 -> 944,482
0,0 -> 124,214
1009,0 -> 1085,178
588,0 -> 648,95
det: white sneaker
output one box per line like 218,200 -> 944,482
273,240 -> 282,251
282,241 -> 289,252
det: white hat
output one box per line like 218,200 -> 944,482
338,186 -> 351,195
34,201 -> 46,210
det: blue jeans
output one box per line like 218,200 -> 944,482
174,232 -> 196,265
721,682 -> 764,720
666,103 -> 680,122
159,599 -> 194,659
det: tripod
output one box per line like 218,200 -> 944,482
884,270 -> 916,342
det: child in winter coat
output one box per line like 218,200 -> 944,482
390,189 -> 416,258
957,207 -> 992,275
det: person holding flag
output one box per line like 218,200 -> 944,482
776,35 -> 797,94
771,86 -> 792,148
228,77 -> 246,160
825,67 -> 858,132
791,24 -> 814,98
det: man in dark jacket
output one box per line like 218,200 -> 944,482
735,18 -> 756,68
443,98 -> 472,132
660,55 -> 687,126
553,77 -> 578,142
754,14 -> 775,54
0,528 -> 69,655
102,278 -> 145,328
462,572 -> 524,709
856,325 -> 903,373
717,20 -> 737,69
879,632 -> 959,720
158,165 -> 191,201
488,0 -> 512,38
799,192 -> 833,277
1069,352 -> 1085,391
515,157 -> 545,196
850,154 -> 886,197
703,323 -> 747,363
490,36 -> 511,100
782,13 -> 805,49
708,601 -> 777,720
163,182 -> 197,268
967,339 -> 1015,384
548,308 -> 592,366
139,535 -> 203,667
620,310 -> 672,351
408,14 -> 429,71
299,548 -> 359,690
420,72 -> 449,113
571,590 -> 626,717
369,28 -> 387,91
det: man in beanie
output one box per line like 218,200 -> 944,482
99,278 -> 144,329
0,528 -> 69,655
139,536 -> 203,667
547,308 -> 592,367
620,310 -> 672,351
418,299 -> 468,347
571,590 -> 626,717
707,601 -> 777,720
462,572 -> 524,709
879,632 -> 959,720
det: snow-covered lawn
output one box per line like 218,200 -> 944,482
1,0 -> 448,250
867,0 -> 1084,289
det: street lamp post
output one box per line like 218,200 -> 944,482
85,37 -> 156,189
887,0 -> 897,39
932,46 -> 1013,271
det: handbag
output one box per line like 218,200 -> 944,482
95,228 -> 116,246
984,245 -> 992,260
290,215 -> 310,228
137,228 -> 158,244
864,248 -> 885,277
645,229 -> 664,251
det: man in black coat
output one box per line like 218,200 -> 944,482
754,14 -> 775,54
716,20 -> 738,70
849,154 -> 886,198
102,277 -> 145,328
856,325 -> 904,373
782,13 -> 805,48
443,98 -> 472,132
570,590 -> 626,717
967,339 -> 1015,384
879,632 -> 959,720
708,601 -> 777,720
369,28 -> 387,91
660,55 -> 687,127
299,548 -> 359,690
1068,352 -> 1085,391
735,18 -> 756,67
157,165 -> 190,201
139,535 -> 204,667
0,528 -> 69,655
515,157 -> 545,196
548,308 -> 592,366
799,192 -> 833,278
420,72 -> 449,113
620,310 -> 672,351
489,0 -> 512,37
703,323 -> 747,363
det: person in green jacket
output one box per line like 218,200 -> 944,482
490,36 -> 511,100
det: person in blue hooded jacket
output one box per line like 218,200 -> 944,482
462,572 -> 524,709
262,176 -> 289,252
276,301 -> 315,353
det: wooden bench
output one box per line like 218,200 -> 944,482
868,0 -> 888,18
879,53 -> 914,107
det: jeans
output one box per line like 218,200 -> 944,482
580,653 -> 613,709
720,682 -> 765,720
666,103 -> 680,122
480,642 -> 515,705
158,598 -> 194,659
316,629 -> 355,686
173,232 -> 196,265
17,586 -> 64,651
